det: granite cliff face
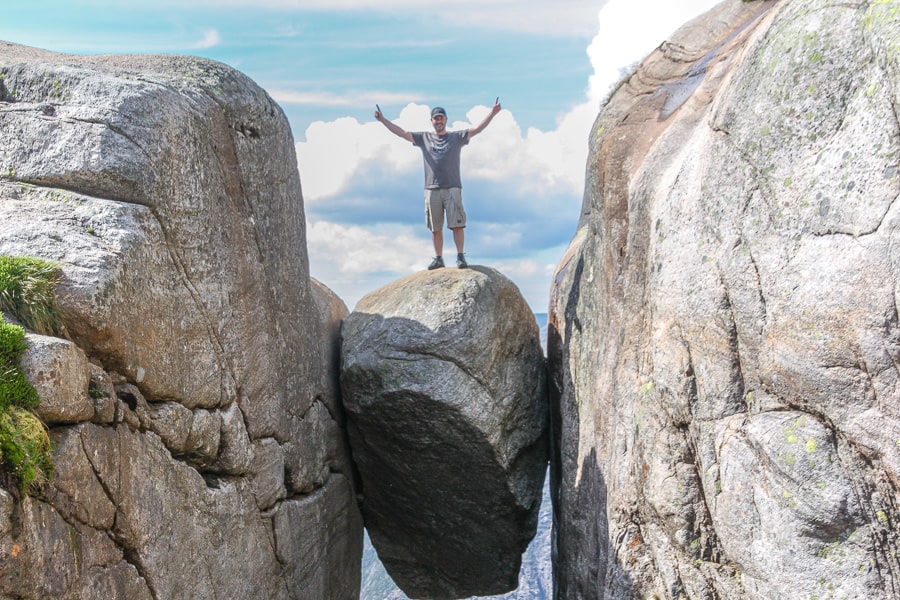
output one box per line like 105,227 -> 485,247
0,42 -> 361,599
549,0 -> 900,598
7,0 -> 899,596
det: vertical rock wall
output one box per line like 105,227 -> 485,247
550,0 -> 900,598
0,42 -> 362,599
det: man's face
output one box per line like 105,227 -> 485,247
431,114 -> 447,133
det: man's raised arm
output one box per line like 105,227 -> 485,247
468,98 -> 501,138
375,107 -> 414,142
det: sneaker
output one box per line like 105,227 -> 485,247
456,253 -> 468,269
427,256 -> 445,270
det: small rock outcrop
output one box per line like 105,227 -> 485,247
550,0 -> 900,598
341,267 -> 548,599
0,42 -> 361,599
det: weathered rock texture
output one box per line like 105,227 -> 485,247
0,42 -> 362,599
342,267 -> 548,599
549,0 -> 900,598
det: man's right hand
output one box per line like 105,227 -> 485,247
376,108 -> 414,142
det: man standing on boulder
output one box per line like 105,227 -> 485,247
375,100 -> 501,270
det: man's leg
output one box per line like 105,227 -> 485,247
433,229 -> 444,257
445,188 -> 468,268
451,227 -> 467,268
451,227 -> 464,254
425,189 -> 445,269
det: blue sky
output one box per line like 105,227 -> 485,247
1,0 -> 722,310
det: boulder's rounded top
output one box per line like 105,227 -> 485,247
353,266 -> 529,330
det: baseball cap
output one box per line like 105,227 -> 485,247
431,107 -> 447,118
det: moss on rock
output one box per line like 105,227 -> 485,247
0,256 -> 60,493
0,255 -> 62,336
0,320 -> 53,492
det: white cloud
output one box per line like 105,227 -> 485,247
307,221 -> 430,309
193,29 -> 221,49
587,0 -> 721,102
296,106 -> 424,201
491,255 -> 562,313
308,221 -> 426,275
298,101 -> 592,209
271,90 -> 424,108
298,101 -> 589,310
300,0 -> 732,311
461,102 -> 598,195
158,0 -> 607,37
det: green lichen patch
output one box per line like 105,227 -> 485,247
805,437 -> 818,453
0,255 -> 62,335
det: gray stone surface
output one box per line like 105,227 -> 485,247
549,0 -> 900,598
21,333 -> 94,424
273,473 -> 364,600
342,267 -> 548,599
361,473 -> 554,600
0,41 -> 361,599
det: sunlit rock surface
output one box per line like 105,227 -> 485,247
549,0 -> 900,598
0,41 -> 361,599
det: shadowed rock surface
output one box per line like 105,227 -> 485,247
549,0 -> 900,598
359,316 -> 555,600
0,42 -> 361,599
342,267 -> 548,599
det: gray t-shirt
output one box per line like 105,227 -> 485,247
411,130 -> 470,189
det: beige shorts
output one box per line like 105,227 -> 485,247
425,187 -> 466,231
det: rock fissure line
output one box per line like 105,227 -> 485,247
681,425 -> 723,564
15,178 -> 146,208
148,208 -> 237,408
290,396 -> 334,427
60,114 -> 157,166
28,431 -> 115,543
118,543 -> 159,600
38,482 -> 115,561
680,337 -> 702,418
885,296 -> 900,374
871,191 -> 900,236
806,192 -> 900,239
719,278 -> 748,409
281,479 -> 334,503
104,121 -> 158,166
834,433 -> 900,590
0,103 -> 58,114
77,426 -> 118,519
395,348 -> 495,399
76,427 -> 158,599
106,502 -> 161,600
310,394 -> 338,423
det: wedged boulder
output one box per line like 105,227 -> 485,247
341,266 -> 548,599
550,0 -> 900,598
